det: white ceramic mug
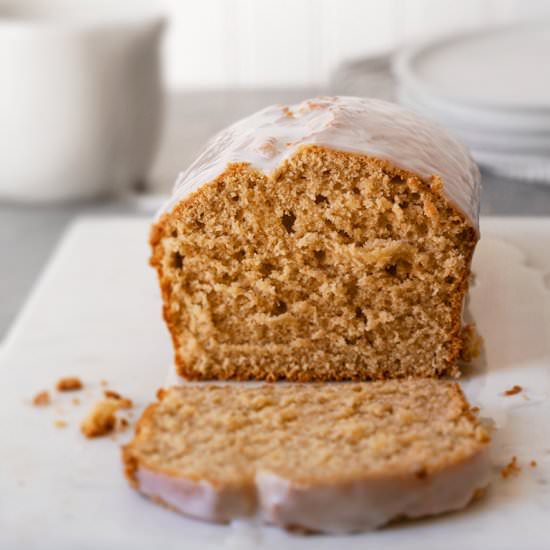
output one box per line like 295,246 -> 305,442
0,1 -> 165,202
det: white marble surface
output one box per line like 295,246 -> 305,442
1,217 -> 550,549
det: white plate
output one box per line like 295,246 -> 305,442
397,86 -> 550,141
2,217 -> 550,550
396,75 -> 550,183
471,151 -> 550,183
393,22 -> 550,113
397,87 -> 550,182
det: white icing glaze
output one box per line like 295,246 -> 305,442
134,447 -> 490,533
160,96 -> 481,230
257,448 -> 490,533
136,467 -> 255,522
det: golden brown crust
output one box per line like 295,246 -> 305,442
122,401 -> 162,487
121,445 -> 139,488
459,323 -> 483,362
151,146 -> 478,382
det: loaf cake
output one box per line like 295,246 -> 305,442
150,96 -> 481,381
123,380 -> 490,533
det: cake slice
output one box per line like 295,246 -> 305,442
150,96 -> 481,381
123,380 -> 490,533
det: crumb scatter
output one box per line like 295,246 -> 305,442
103,390 -> 133,409
503,385 -> 522,396
32,390 -> 51,407
56,377 -> 83,392
81,399 -> 124,438
501,456 -> 521,479
459,323 -> 483,362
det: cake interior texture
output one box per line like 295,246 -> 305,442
124,380 -> 488,488
151,145 -> 477,381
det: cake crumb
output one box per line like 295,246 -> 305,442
504,385 -> 522,396
56,377 -> 83,392
156,388 -> 167,400
475,426 -> 490,443
103,390 -> 133,409
32,390 -> 51,407
100,380 -> 108,387
501,456 -> 521,478
54,419 -> 67,429
530,460 -> 537,468
81,399 -> 124,438
471,406 -> 480,414
72,397 -> 80,406
459,323 -> 483,362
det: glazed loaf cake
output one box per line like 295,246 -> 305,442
151,96 -> 481,381
123,380 -> 490,533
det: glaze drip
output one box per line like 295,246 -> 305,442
160,96 -> 480,230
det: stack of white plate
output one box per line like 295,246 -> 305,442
393,22 -> 550,183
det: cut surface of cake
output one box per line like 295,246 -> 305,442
123,380 -> 490,533
151,96 -> 481,381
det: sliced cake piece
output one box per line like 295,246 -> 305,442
123,380 -> 490,533
151,96 -> 481,381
